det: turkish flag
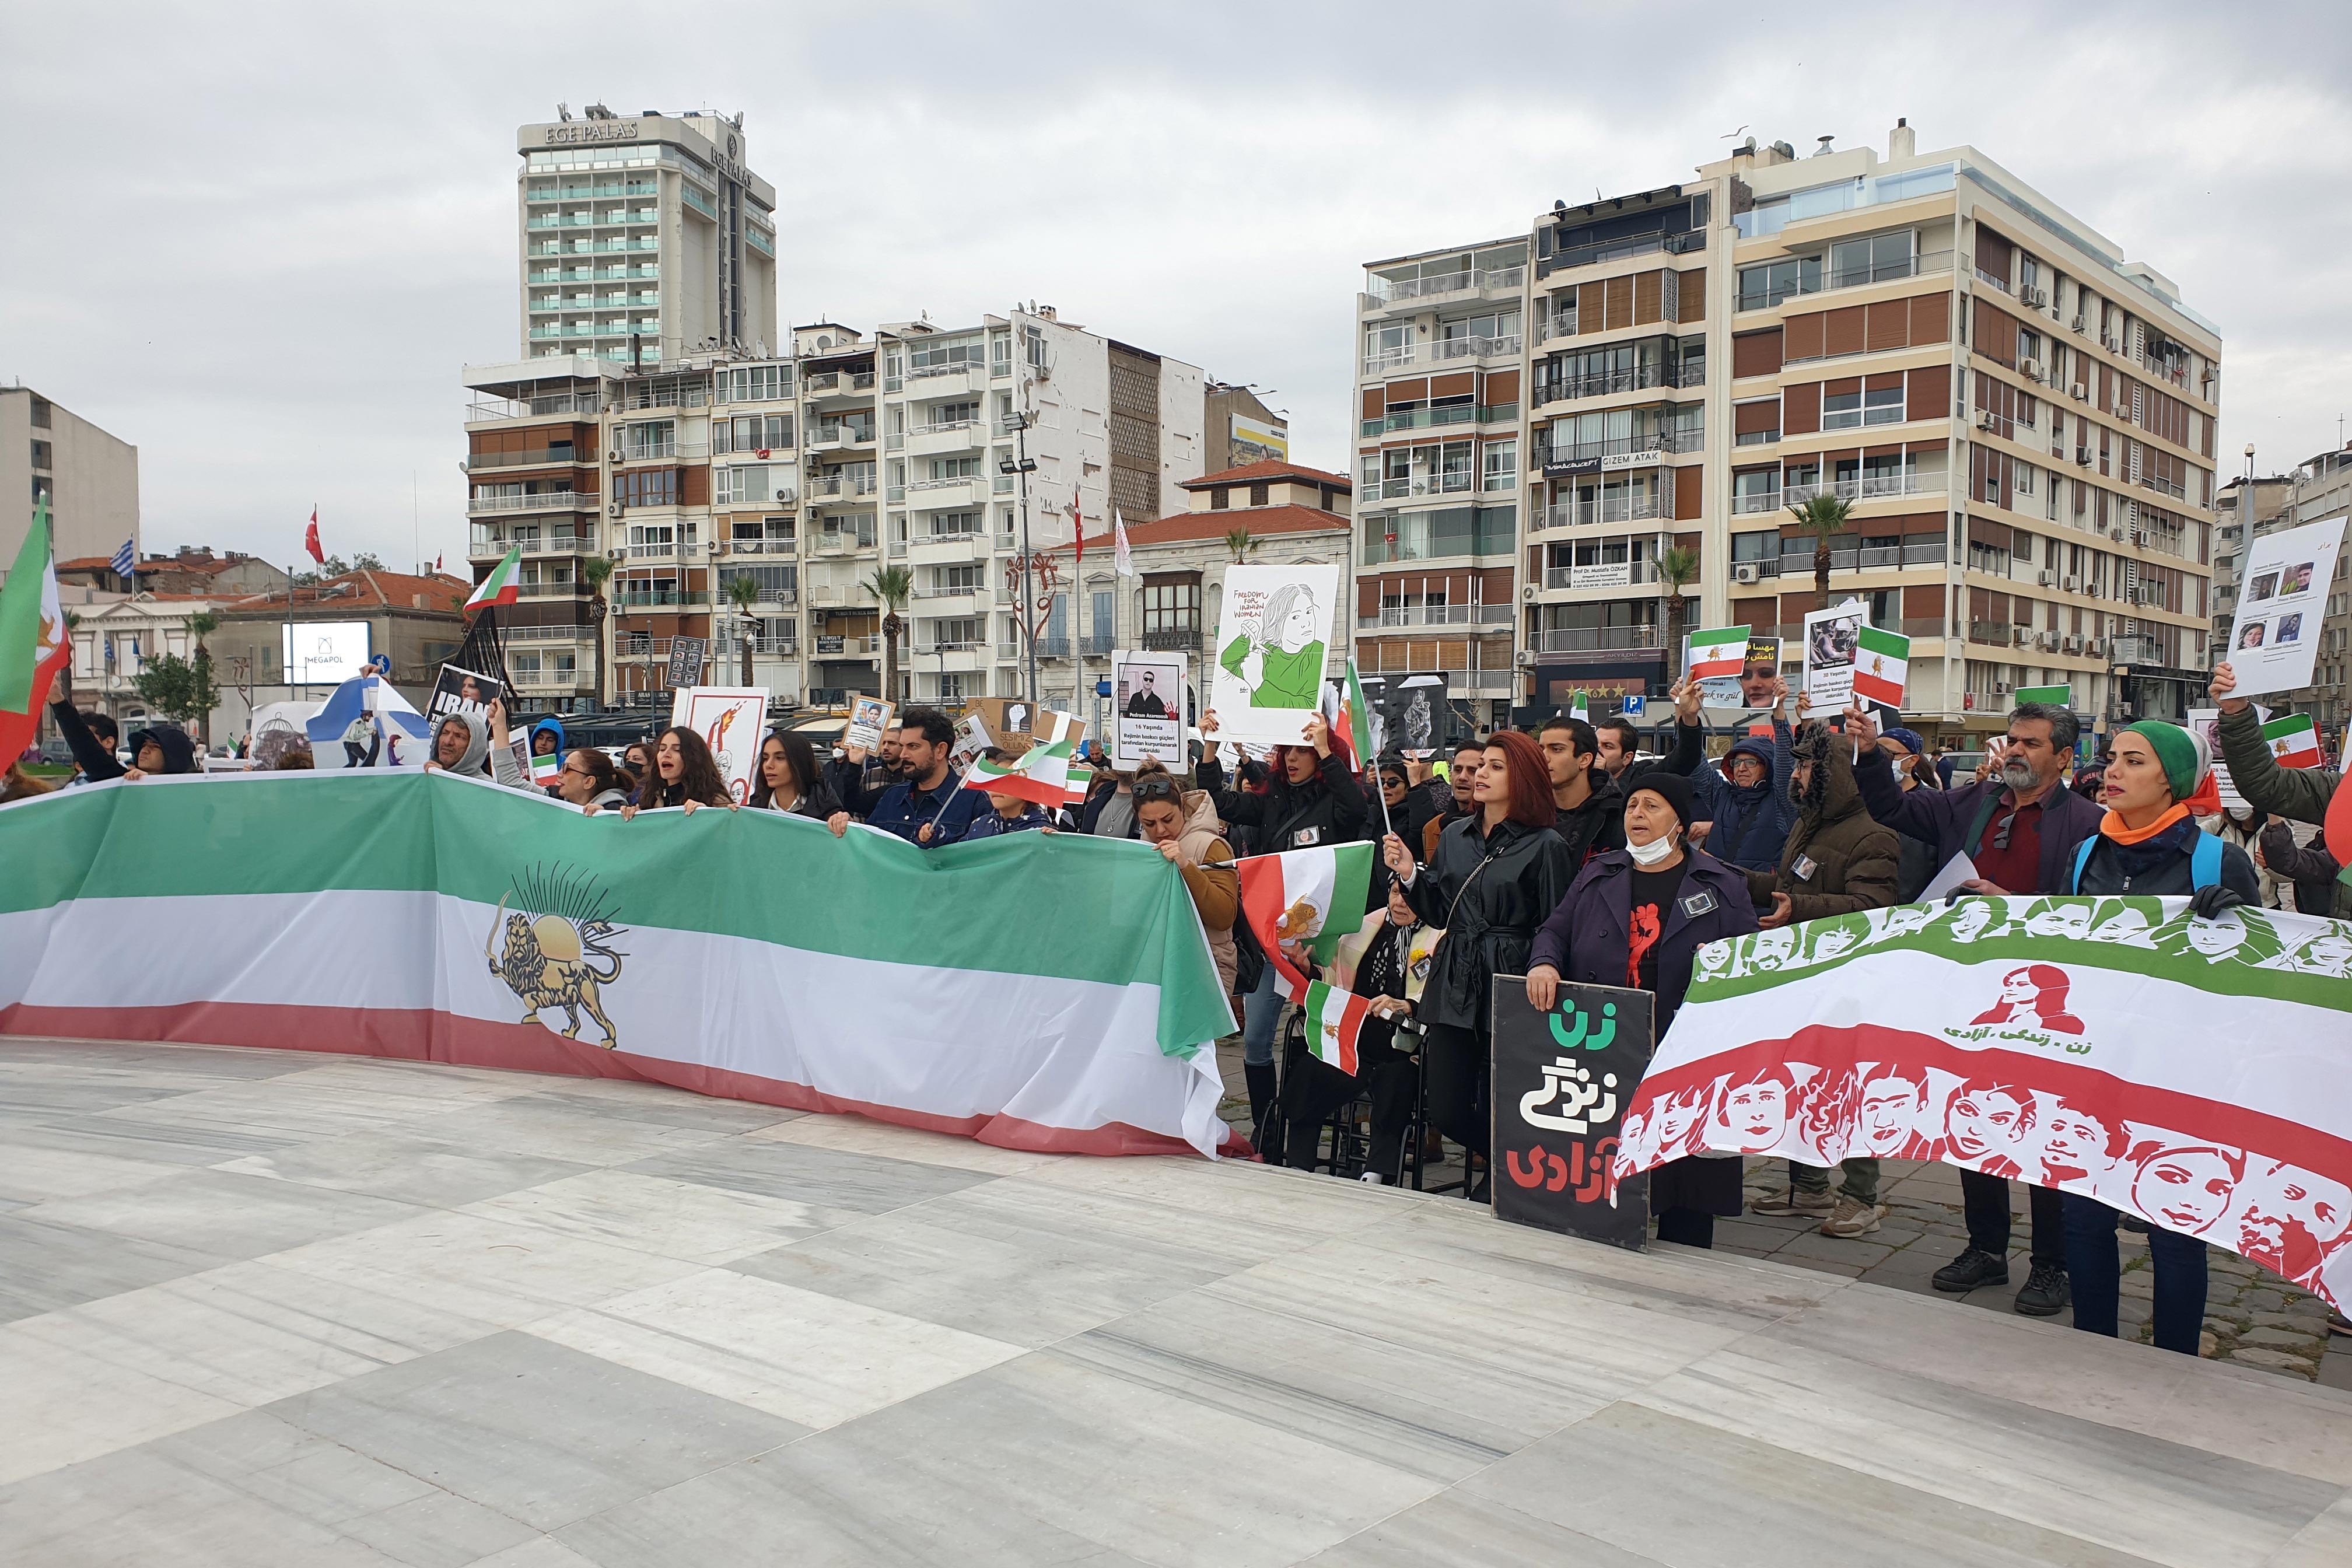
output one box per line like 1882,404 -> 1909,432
304,508 -> 324,565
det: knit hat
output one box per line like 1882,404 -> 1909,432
1882,726 -> 1926,758
2122,719 -> 2221,812
1626,771 -> 1694,830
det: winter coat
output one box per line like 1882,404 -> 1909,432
1530,846 -> 1761,1037
751,778 -> 842,821
2260,819 -> 2340,916
1398,814 -> 1573,1035
428,712 -> 492,779
964,805 -> 1051,839
2199,810 -> 2290,909
49,699 -> 126,782
1851,743 -> 2105,895
2073,816 -> 2260,900
1744,723 -> 1902,921
585,786 -> 631,813
1886,754 -> 1943,901
126,724 -> 200,775
1619,719 -> 1706,790
528,719 -> 568,789
1553,769 -> 1626,871
1078,780 -> 1141,839
1690,721 -> 1797,871
1169,787 -> 1241,995
2217,704 -> 2351,919
1198,748 -> 1368,853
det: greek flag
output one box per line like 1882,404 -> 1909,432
109,538 -> 135,578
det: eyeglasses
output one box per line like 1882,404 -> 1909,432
562,765 -> 595,780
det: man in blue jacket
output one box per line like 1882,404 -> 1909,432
827,707 -> 984,846
1845,698 -> 2104,1317
1686,676 -> 1796,871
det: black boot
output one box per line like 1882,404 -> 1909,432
1244,1062 -> 1284,1164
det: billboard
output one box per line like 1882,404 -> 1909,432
1230,414 -> 1289,462
282,621 -> 372,687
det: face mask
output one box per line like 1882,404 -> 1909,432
1627,831 -> 1679,867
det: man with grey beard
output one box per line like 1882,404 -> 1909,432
1845,700 -> 2105,1318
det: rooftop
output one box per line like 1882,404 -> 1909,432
1181,460 -> 1352,492
230,569 -> 472,616
1073,503 -> 1349,555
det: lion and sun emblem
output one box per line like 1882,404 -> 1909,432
484,863 -> 627,1049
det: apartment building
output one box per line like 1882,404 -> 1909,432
518,106 -> 779,370
0,386 -> 139,572
1356,119 -> 2224,743
2216,447 -> 2352,742
1203,382 -> 1290,472
463,307 -> 1214,713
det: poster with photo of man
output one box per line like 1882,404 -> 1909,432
427,664 -> 504,724
1803,601 -> 1865,709
2227,515 -> 2345,697
1110,651 -> 1186,769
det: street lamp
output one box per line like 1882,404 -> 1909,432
999,423 -> 1041,702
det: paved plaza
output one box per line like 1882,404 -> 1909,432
4,1037 -> 2350,1567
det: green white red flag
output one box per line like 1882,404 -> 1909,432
961,738 -> 1079,808
2264,715 -> 2322,769
1298,979 -> 1371,1073
1237,842 -> 1378,1072
1852,624 -> 1909,706
530,750 -> 564,785
1688,627 -> 1747,680
0,502 -> 69,767
465,547 -> 522,614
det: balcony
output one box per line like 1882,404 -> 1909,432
1532,626 -> 1667,653
1536,494 -> 1662,531
914,583 -> 991,603
468,491 -> 591,514
465,447 -> 592,471
508,666 -> 589,690
737,636 -> 799,656
907,419 -> 985,457
1360,334 -> 1522,376
1370,471 -> 1480,502
1736,249 -> 1956,313
909,531 -> 988,562
1531,363 -> 1693,408
1535,429 -> 1697,468
615,635 -> 673,661
1539,228 -> 1700,277
467,391 -> 603,422
1356,604 -> 1516,629
1358,403 -> 1520,438
805,370 -> 878,402
720,538 -> 797,556
505,624 -> 591,642
1735,540 -> 1950,579
1142,628 -> 1203,652
906,362 -> 986,396
1780,473 -> 1947,507
1545,560 -> 1661,590
1732,487 -> 1783,516
526,181 -> 658,205
1360,264 -> 1524,312
806,425 -> 876,452
515,582 -> 585,600
806,475 -> 878,501
907,475 -> 986,509
613,589 -> 711,610
1442,669 -> 1518,694
624,540 -> 704,561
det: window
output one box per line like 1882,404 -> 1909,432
931,617 -> 983,648
1438,440 -> 1475,491
1737,256 -> 1821,310
1822,388 -> 1864,431
626,419 -> 676,459
1827,230 -> 1915,287
29,440 -> 51,470
1091,589 -> 1114,640
32,475 -> 55,505
29,397 -> 52,429
719,565 -> 797,600
929,510 -> 982,537
1364,321 -> 1413,367
1864,384 -> 1905,425
928,456 -> 981,481
614,468 -> 679,508
1732,469 -> 1779,511
1209,487 -> 1230,510
1249,482 -> 1269,506
723,365 -> 788,402
911,336 -> 986,372
928,400 -> 979,428
938,673 -> 969,700
939,564 -> 984,590
1483,439 -> 1518,490
1143,576 -> 1202,634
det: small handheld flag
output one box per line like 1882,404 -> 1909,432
531,750 -> 564,785
1851,625 -> 1910,708
464,546 -> 523,615
2263,714 -> 2322,769
1688,627 -> 1747,680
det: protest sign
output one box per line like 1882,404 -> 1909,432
2188,706 -> 2267,813
427,664 -> 503,724
1619,895 -> 2352,1311
1490,977 -> 1654,1250
1110,650 -> 1185,769
947,710 -> 991,774
1210,562 -> 1340,746
1851,625 -> 1909,709
844,695 -> 895,754
670,685 -> 768,804
666,636 -> 708,691
1693,632 -> 1782,710
2228,516 -> 2347,699
306,673 -> 429,770
1803,602 -> 1864,709
1379,674 -> 1447,757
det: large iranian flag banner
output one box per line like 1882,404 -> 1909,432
0,772 -> 1240,1156
1618,897 -> 2352,1310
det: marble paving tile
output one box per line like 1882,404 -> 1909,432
1015,1150 -> 1411,1238
14,1168 -> 419,1262
263,1210 -> 705,1330
525,1267 -> 1024,1430
267,1331 -> 807,1533
623,1135 -> 994,1214
746,1108 -> 1069,1175
0,1038 -> 318,1079
89,1069 -> 533,1143
463,1168 -> 842,1264
1458,1401 -> 2166,1568
1769,1280 -> 2352,1487
1627,1335 -> 2339,1567
468,1539 -> 609,1568
0,1211 -> 226,1322
1,1109 -> 304,1167
0,1331 -> 246,1486
519,1080 -> 803,1133
212,1130 -> 596,1209
2267,1489 -> 2352,1568
0,1139 -> 192,1204
726,1177 -> 1255,1346
0,1075 -> 207,1116
1301,1488 -> 1665,1567
414,1095 -> 751,1167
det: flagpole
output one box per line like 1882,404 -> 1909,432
929,759 -> 978,831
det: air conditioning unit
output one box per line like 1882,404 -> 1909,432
2072,315 -> 2088,333
2062,635 -> 2082,653
2025,286 -> 2049,308
2011,628 -> 2029,646
1516,650 -> 1537,668
1993,680 -> 2012,695
1975,411 -> 2000,431
2062,575 -> 2081,593
2109,527 -> 2126,541
1521,584 -> 1538,600
608,503 -> 624,517
2085,638 -> 2104,657
607,547 -> 626,562
2037,569 -> 2056,586
1734,562 -> 1762,584
2070,383 -> 2088,400
607,450 -> 624,464
2076,450 -> 2093,466
2020,358 -> 2045,382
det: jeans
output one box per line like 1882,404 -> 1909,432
1961,1167 -> 2065,1265
1420,1021 -> 1488,1160
2063,1192 -> 2206,1355
1241,958 -> 1282,1068
1789,1158 -> 1880,1206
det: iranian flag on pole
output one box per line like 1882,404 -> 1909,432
1688,627 -> 1748,680
1852,624 -> 1910,707
1298,980 -> 1371,1073
2264,715 -> 2322,769
1336,660 -> 1377,772
1236,843 -> 1378,1070
0,502 -> 69,767
963,738 -> 1079,808
465,546 -> 523,615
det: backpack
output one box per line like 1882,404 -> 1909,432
2068,831 -> 2221,892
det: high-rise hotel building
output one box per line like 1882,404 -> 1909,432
1355,120 -> 2223,740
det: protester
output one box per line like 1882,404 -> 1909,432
1597,682 -> 1702,788
1420,739 -> 1483,862
1373,758 -> 1414,842
1525,770 -> 1758,1247
1846,698 -> 2100,1315
120,724 -> 200,780
621,741 -> 653,802
747,729 -> 841,820
1199,708 -> 1369,1153
1382,729 -> 1569,1188
1685,677 -> 1796,870
1133,760 -> 1239,998
1874,723 -> 1944,901
528,718 -> 568,795
2200,802 -> 2287,908
965,748 -> 1054,839
1535,715 -> 1625,869
554,747 -> 631,813
1742,720 -> 1902,1236
425,709 -> 491,778
1395,754 -> 1441,854
618,726 -> 736,819
827,708 -> 984,846
1275,885 -> 1424,1184
2,762 -> 55,804
2258,818 -> 2339,918
1080,767 -> 1141,838
46,671 -> 125,784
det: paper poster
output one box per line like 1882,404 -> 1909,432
1210,562 -> 1341,746
1803,602 -> 1865,709
427,664 -> 503,724
947,710 -> 992,774
844,695 -> 895,754
1111,650 -> 1185,769
1380,674 -> 1447,757
1489,977 -> 1655,1250
670,685 -> 769,805
2188,704 -> 2270,814
666,636 -> 708,691
1694,634 -> 1782,710
2227,516 -> 2346,698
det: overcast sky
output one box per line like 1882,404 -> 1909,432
4,1 -> 2345,572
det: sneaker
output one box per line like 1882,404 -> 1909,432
2014,1261 -> 2070,1317
1931,1247 -> 2010,1293
1750,1187 -> 1836,1217
1820,1196 -> 1883,1237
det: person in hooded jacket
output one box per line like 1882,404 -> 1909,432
1742,719 -> 1903,1236
1525,770 -> 1759,1247
1535,715 -> 1625,872
424,709 -> 493,778
527,718 -> 568,796
119,724 -> 201,780
552,747 -> 631,812
2257,819 -> 2339,917
1686,677 -> 1796,871
1381,729 -> 1570,1185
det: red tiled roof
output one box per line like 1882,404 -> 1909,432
55,556 -> 121,573
1069,504 -> 1350,554
1180,459 -> 1350,491
231,569 -> 471,615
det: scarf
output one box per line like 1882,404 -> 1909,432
2101,801 -> 2191,846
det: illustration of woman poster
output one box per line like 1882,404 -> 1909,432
1211,563 -> 1340,744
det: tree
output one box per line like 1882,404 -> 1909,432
1784,493 -> 1853,607
292,554 -> 349,587
131,653 -> 219,736
351,551 -> 385,572
1657,543 -> 1699,657
186,610 -> 220,747
864,565 -> 913,705
580,556 -> 614,709
725,572 -> 762,687
1224,528 -> 1258,565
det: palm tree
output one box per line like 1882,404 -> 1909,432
1224,528 -> 1258,565
1657,543 -> 1699,659
864,565 -> 913,705
1785,493 -> 1853,607
186,610 -> 220,747
725,572 -> 762,687
580,556 -> 613,710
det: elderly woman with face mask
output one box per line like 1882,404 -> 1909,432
1524,771 -> 1759,1248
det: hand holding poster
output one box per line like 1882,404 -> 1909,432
670,686 -> 768,805
428,664 -> 503,723
1618,897 -> 2352,1311
1803,601 -> 1864,709
1110,650 -> 1185,769
2227,516 -> 2347,699
1490,977 -> 1655,1250
1210,562 -> 1341,746
1690,629 -> 1782,710
844,695 -> 895,754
